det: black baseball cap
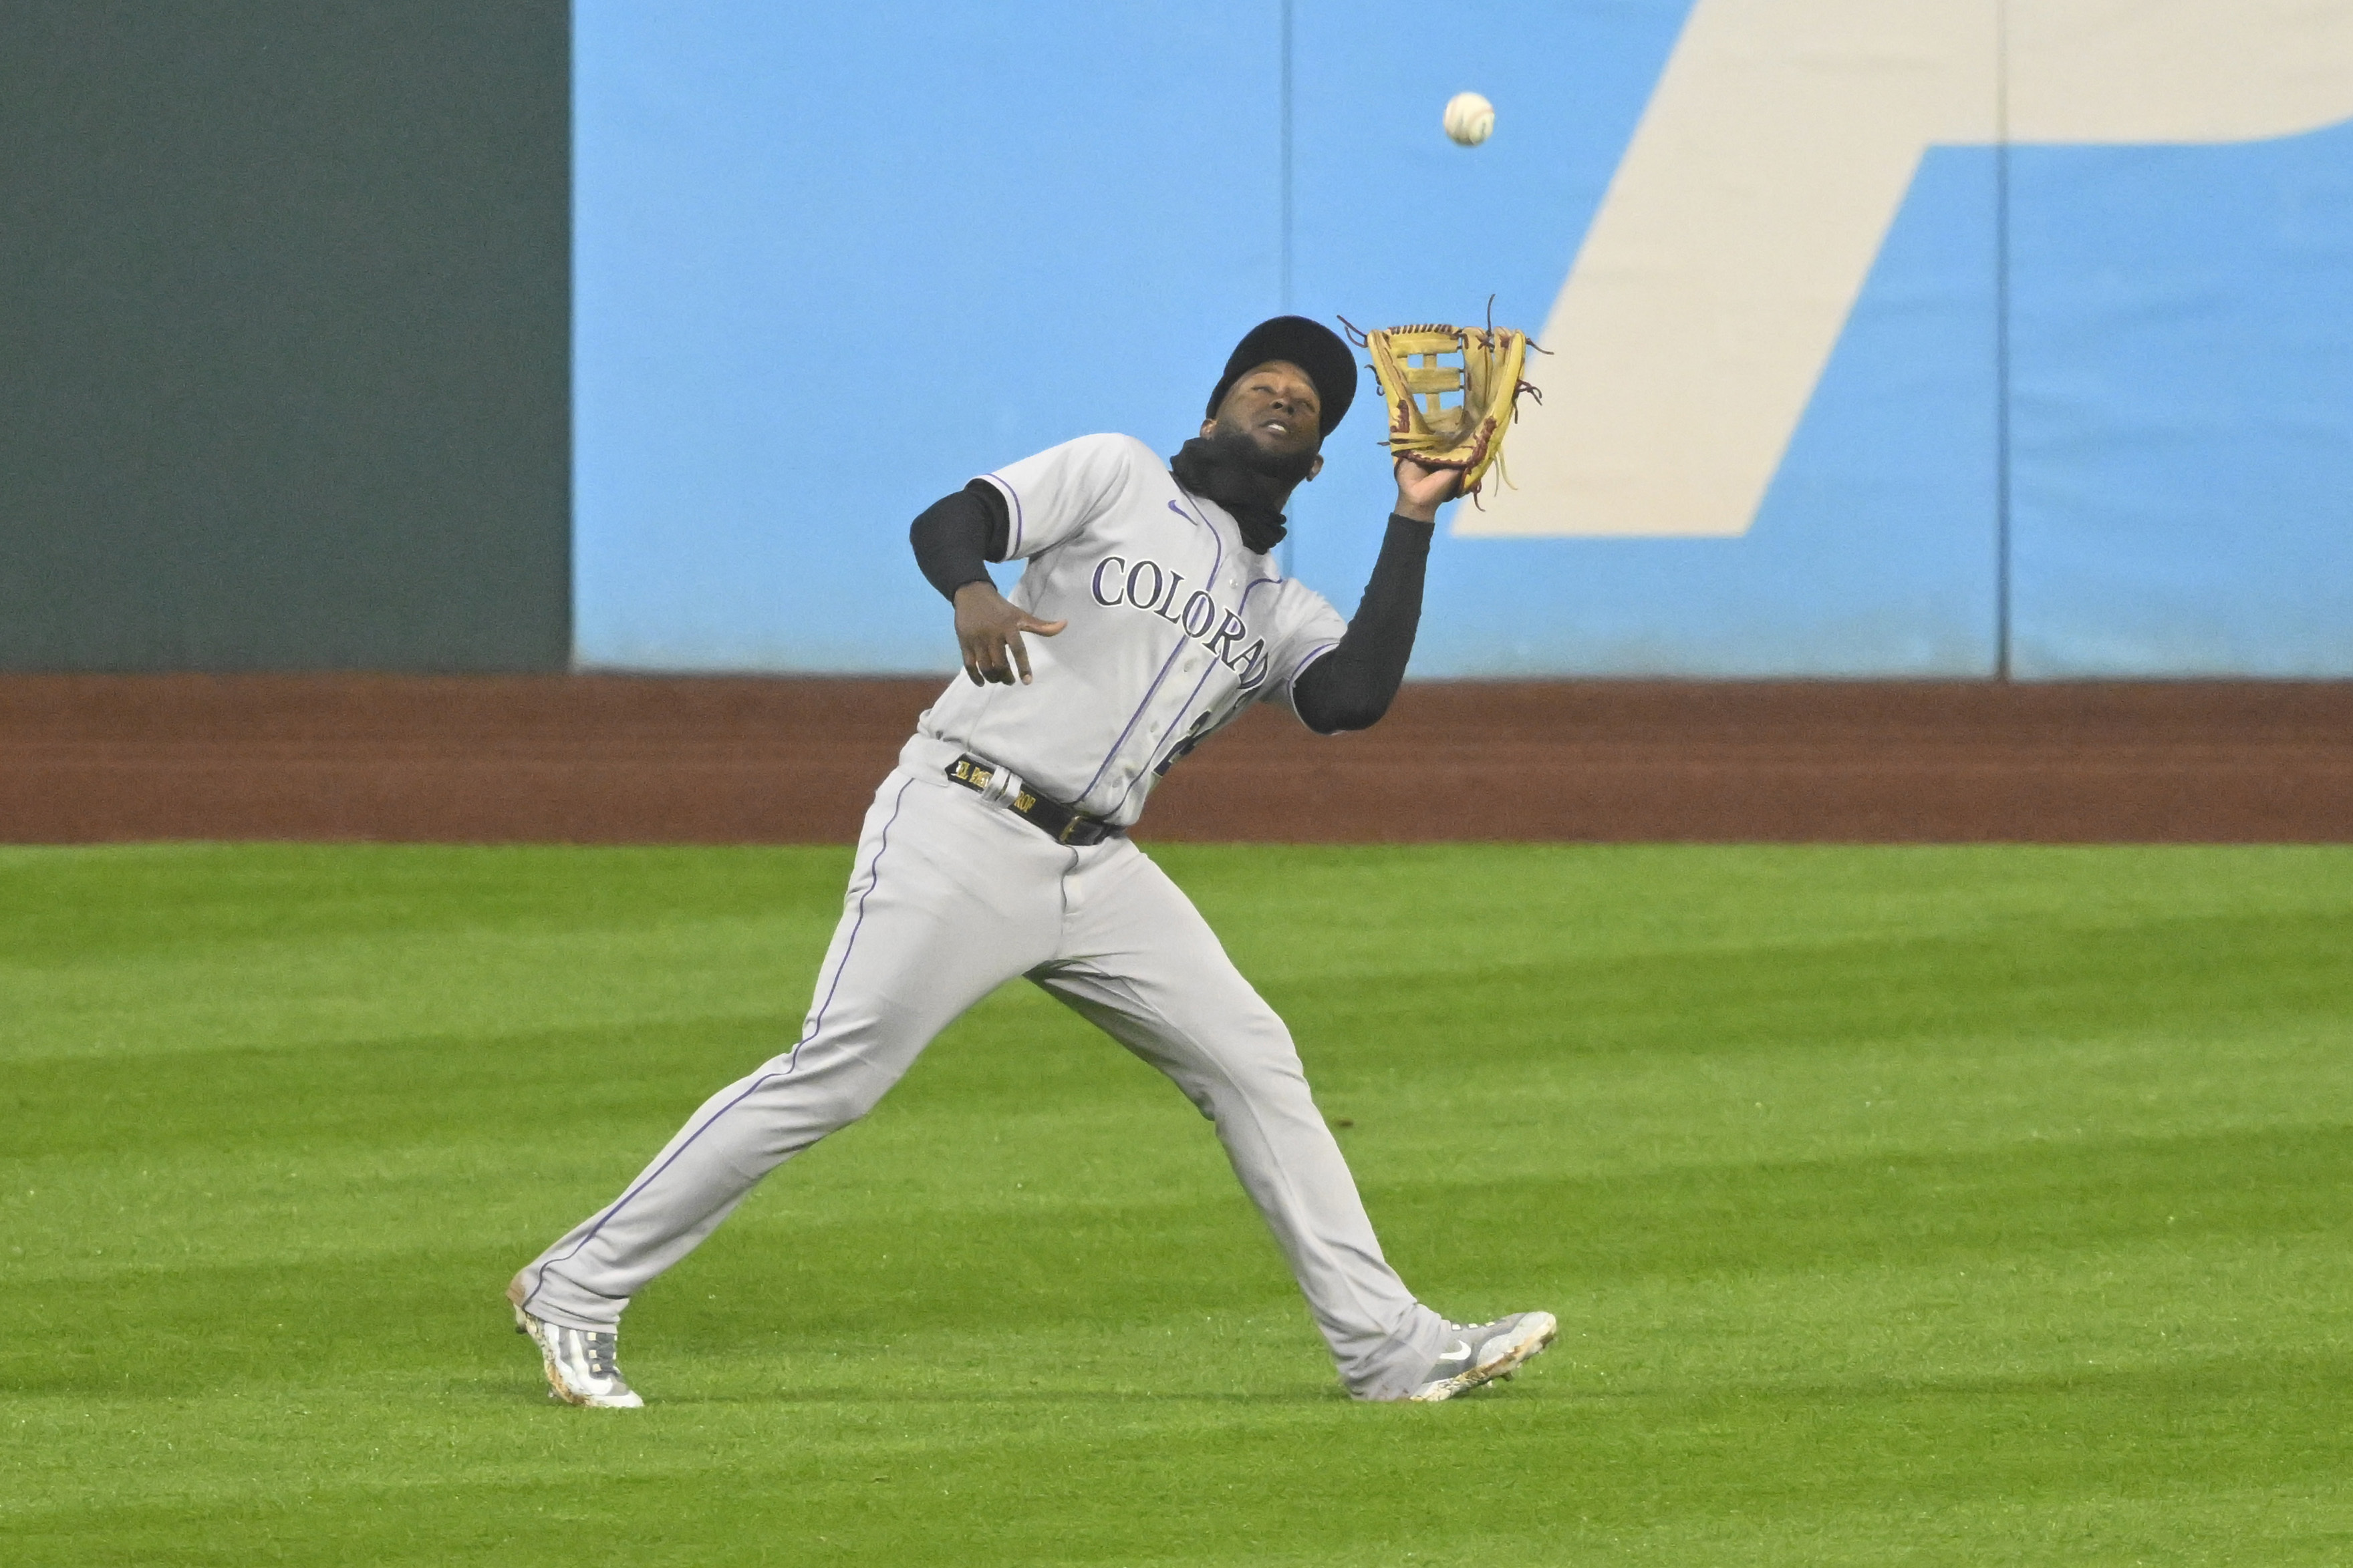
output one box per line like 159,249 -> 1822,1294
1206,315 -> 1358,438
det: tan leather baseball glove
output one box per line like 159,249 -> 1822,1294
1346,319 -> 1538,496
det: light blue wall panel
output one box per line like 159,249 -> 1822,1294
576,0 -> 2003,677
574,1 -> 1284,671
2008,120 -> 2353,677
1286,0 -> 1998,675
575,3 -> 2350,679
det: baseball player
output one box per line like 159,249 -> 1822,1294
509,317 -> 1555,1406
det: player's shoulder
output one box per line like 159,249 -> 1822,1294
996,432 -> 1163,481
1068,432 -> 1164,470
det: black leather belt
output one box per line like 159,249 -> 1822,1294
945,754 -> 1125,846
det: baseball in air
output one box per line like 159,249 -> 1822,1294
1443,92 -> 1494,146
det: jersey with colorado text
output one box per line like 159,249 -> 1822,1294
917,433 -> 1347,826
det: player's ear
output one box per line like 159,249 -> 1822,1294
1307,454 -> 1324,480
1200,417 -> 1217,438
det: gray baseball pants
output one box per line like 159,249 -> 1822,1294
514,735 -> 1451,1400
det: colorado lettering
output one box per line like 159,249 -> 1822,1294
1089,555 -> 1270,687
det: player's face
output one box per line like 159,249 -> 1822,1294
1204,360 -> 1323,464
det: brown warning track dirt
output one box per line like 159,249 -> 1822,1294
1,675 -> 2347,844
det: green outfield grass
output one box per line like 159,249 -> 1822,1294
3,841 -> 2349,1565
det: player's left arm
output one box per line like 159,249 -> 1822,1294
1290,456 -> 1459,733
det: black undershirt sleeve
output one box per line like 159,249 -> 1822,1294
1290,512 -> 1436,734
910,480 -> 1012,601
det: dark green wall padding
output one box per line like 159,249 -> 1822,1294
0,1 -> 569,671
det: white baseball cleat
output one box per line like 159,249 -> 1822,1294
507,1281 -> 643,1408
1405,1311 -> 1558,1402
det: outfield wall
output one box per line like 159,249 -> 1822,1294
7,5 -> 2345,681
576,1 -> 2353,679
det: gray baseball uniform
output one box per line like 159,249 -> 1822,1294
514,434 -> 1456,1400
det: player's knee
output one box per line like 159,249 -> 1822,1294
760,1069 -> 891,1135
822,1080 -> 893,1130
1202,1046 -> 1312,1115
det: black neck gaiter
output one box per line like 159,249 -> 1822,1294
1169,428 -> 1317,555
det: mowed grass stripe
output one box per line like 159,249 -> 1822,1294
2,843 -> 2348,1565
23,1118 -> 2336,1392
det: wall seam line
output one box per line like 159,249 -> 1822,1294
1995,0 -> 2015,683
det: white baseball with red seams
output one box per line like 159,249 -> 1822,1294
510,431 -> 1473,1402
1443,91 -> 1495,147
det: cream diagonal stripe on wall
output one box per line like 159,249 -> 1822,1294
1464,0 -> 2353,539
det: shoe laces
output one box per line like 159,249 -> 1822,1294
577,1330 -> 620,1378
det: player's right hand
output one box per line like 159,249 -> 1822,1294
952,581 -> 1066,686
